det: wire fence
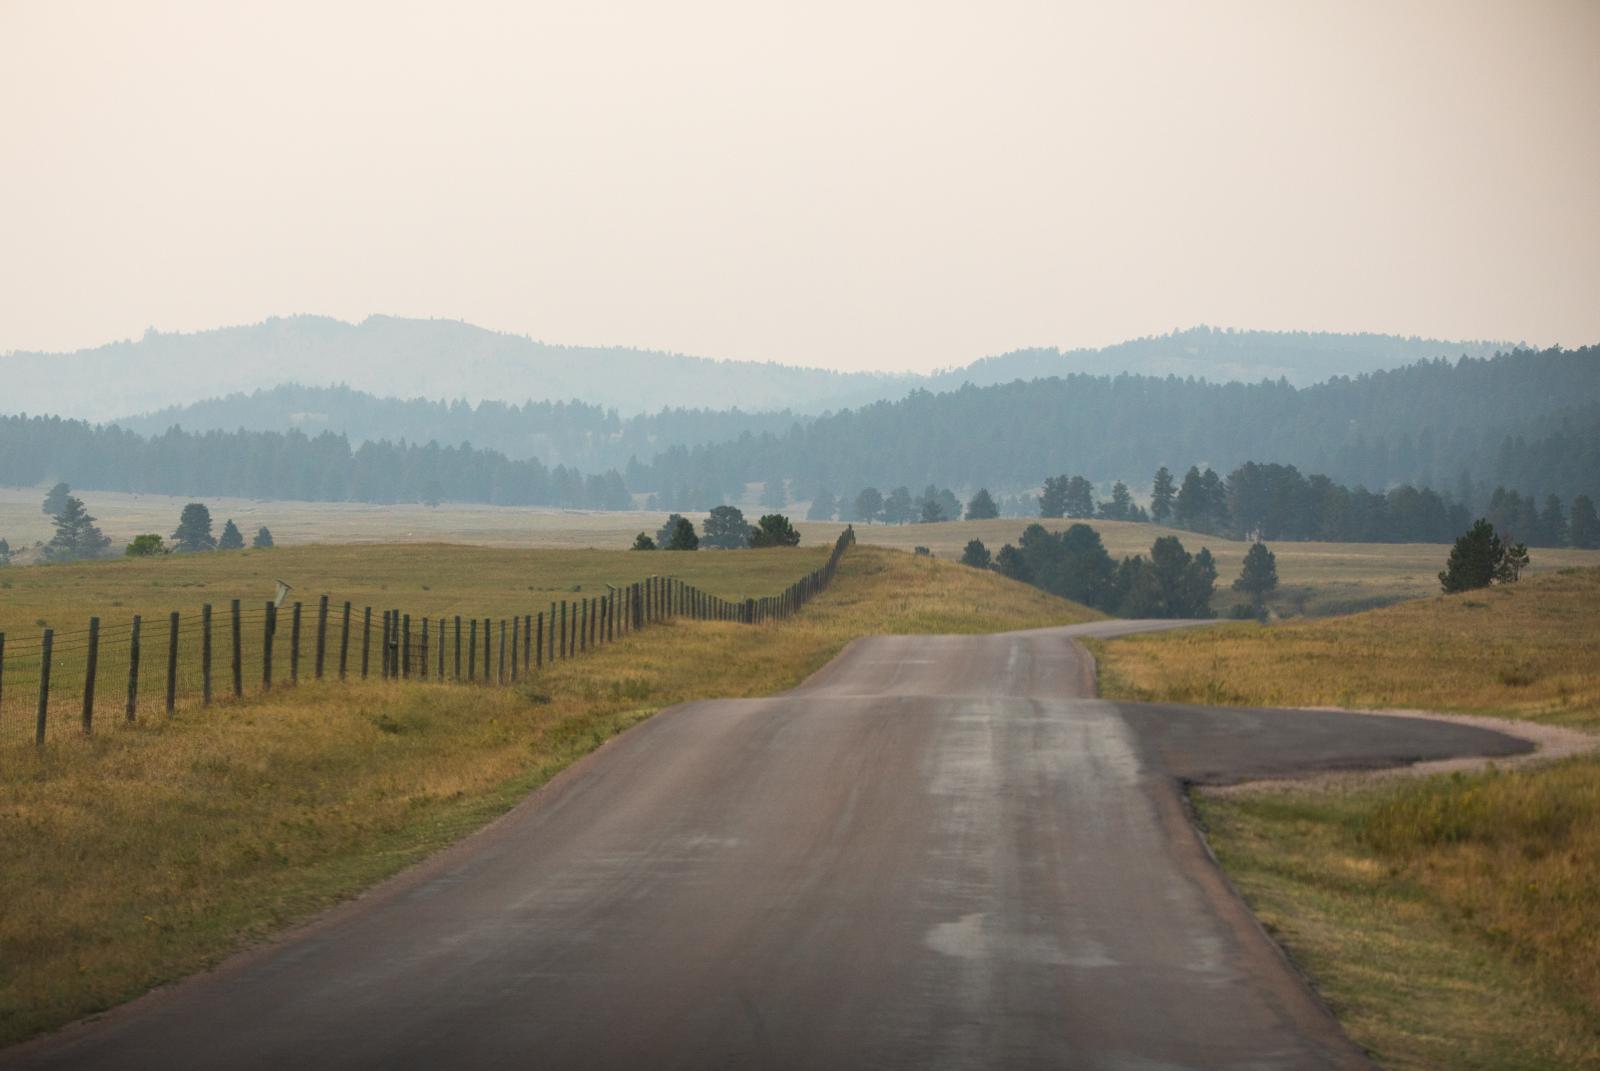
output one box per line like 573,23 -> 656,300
0,527 -> 855,749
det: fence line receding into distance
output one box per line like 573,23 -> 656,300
0,528 -> 855,748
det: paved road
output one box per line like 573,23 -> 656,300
8,621 -> 1528,1070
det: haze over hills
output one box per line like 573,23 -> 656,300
115,385 -> 810,471
5,344 -> 1593,522
1,316 -> 1511,423
0,316 -> 906,423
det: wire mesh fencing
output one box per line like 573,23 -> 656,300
1,526 -> 855,748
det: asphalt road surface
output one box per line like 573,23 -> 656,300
8,621 -> 1529,1071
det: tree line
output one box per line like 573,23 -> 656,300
120,383 -> 810,473
0,416 -> 633,510
1141,462 -> 1597,548
959,525 -> 1221,619
629,344 -> 1600,506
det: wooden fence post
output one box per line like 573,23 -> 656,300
263,603 -> 275,690
0,632 -> 6,727
468,618 -> 477,681
403,613 -> 412,679
535,612 -> 544,670
166,612 -> 180,715
125,615 -> 141,722
291,602 -> 302,684
523,613 -> 532,671
361,607 -> 372,679
197,611 -> 214,712
498,620 -> 507,684
380,611 -> 390,679
510,616 -> 519,682
559,602 -> 567,660
438,618 -> 446,679
482,618 -> 491,679
82,616 -> 100,733
231,599 -> 243,698
35,628 -> 52,746
421,617 -> 430,680
340,601 -> 352,680
316,595 -> 329,679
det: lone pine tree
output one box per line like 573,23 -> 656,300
218,519 -> 245,550
172,503 -> 216,552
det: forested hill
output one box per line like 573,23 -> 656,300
637,345 -> 1600,506
116,385 -> 809,472
0,315 -> 904,422
926,327 -> 1508,391
2,345 -> 1593,515
4,316 -> 1501,423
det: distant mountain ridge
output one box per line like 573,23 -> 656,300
0,315 -> 907,423
0,316 -> 1511,423
927,328 -> 1514,390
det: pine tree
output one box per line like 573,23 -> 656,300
965,488 -> 999,520
172,503 -> 216,552
806,489 -> 837,521
1440,519 -> 1508,593
0,537 -> 12,565
1150,467 -> 1175,524
853,487 -> 884,524
1038,476 -> 1068,518
46,496 -> 111,561
1569,495 -> 1600,549
631,532 -> 658,550
665,517 -> 699,551
252,526 -> 275,549
1175,467 -> 1207,529
218,519 -> 245,550
656,514 -> 688,546
749,513 -> 801,547
1540,495 -> 1567,548
702,505 -> 751,549
960,538 -> 991,568
42,482 -> 71,517
883,487 -> 914,525
1063,476 -> 1096,519
919,498 -> 945,524
1233,541 -> 1278,612
1102,481 -> 1133,520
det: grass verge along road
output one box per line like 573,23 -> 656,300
1096,567 -> 1600,1070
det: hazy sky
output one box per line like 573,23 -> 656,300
3,1 -> 1597,372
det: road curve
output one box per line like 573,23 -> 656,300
6,621 -> 1529,1070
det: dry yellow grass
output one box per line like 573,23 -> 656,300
849,516 -> 1600,616
1097,567 -> 1600,729
0,546 -> 1095,1046
1097,569 -> 1600,1068
0,541 -> 836,746
8,486 -> 1597,617
1198,781 -> 1600,1070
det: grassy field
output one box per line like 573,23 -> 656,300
8,486 -> 1599,618
0,545 -> 1097,1047
847,516 -> 1600,617
1096,569 -> 1600,1069
1096,567 -> 1600,729
0,541 -> 838,747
